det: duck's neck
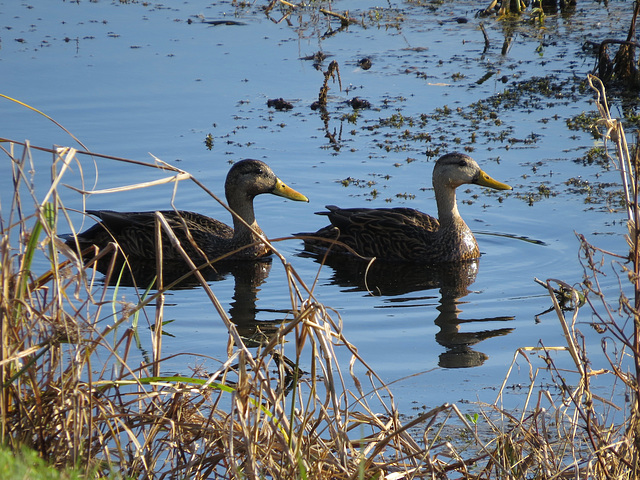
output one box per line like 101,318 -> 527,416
435,183 -> 479,259
435,185 -> 462,227
227,191 -> 263,240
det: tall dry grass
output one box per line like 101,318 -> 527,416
0,135 -> 478,479
2,72 -> 639,479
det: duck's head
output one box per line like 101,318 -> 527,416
433,153 -> 512,191
225,159 -> 309,202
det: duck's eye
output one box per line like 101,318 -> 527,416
458,160 -> 467,167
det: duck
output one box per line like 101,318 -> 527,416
297,152 -> 511,263
66,159 -> 308,269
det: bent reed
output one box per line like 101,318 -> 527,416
1,75 -> 639,478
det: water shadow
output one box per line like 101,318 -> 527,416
299,251 -> 515,368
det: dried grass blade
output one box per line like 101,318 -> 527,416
65,172 -> 192,195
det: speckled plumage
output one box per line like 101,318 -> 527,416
298,153 -> 511,263
66,159 -> 308,269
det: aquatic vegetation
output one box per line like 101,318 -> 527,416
575,146 -> 609,166
590,2 -> 640,93
566,111 -> 601,136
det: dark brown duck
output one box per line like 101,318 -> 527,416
66,159 -> 308,269
298,152 -> 511,263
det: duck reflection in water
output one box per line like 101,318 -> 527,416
85,255 -> 288,347
298,251 -> 514,368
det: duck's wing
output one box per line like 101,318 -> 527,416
159,211 -> 234,238
87,210 -> 234,237
71,210 -> 234,260
322,205 -> 439,231
303,205 -> 440,261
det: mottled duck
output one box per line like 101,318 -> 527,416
66,159 -> 308,268
298,152 -> 511,263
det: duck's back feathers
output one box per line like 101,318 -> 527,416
71,210 -> 238,263
319,205 -> 439,231
300,205 -> 446,262
87,210 -> 234,239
